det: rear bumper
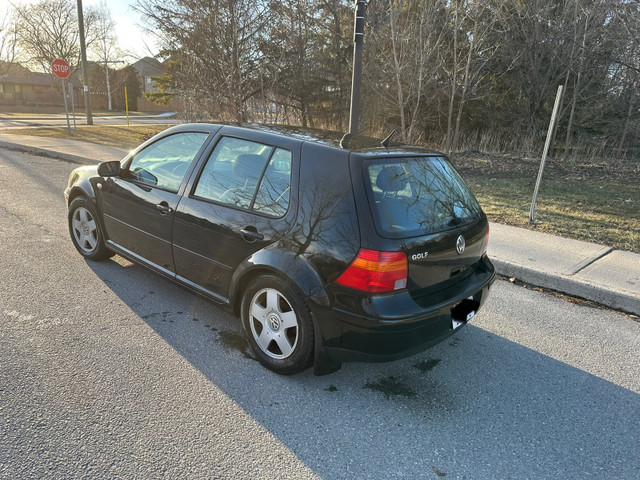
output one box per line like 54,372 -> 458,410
315,255 -> 495,365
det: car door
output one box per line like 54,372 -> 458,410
172,131 -> 299,301
101,131 -> 210,274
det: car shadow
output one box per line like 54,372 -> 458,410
87,255 -> 640,480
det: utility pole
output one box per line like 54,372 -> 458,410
348,0 -> 367,136
77,0 -> 93,125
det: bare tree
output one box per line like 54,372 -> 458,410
366,0 -> 447,143
611,0 -> 640,154
262,0 -> 325,128
0,10 -> 18,73
12,0 -> 98,72
91,1 -> 121,110
136,0 -> 271,123
443,0 -> 503,153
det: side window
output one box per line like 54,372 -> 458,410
253,148 -> 292,217
124,132 -> 208,192
193,137 -> 292,217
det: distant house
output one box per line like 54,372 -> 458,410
131,57 -> 166,94
0,62 -> 63,106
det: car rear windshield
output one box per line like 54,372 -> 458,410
364,156 -> 482,238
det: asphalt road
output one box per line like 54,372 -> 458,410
1,149 -> 639,480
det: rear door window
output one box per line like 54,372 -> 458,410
364,156 -> 482,238
253,148 -> 292,217
193,136 -> 292,217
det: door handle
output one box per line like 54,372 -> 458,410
157,202 -> 173,215
240,228 -> 264,242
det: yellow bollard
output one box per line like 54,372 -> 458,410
125,86 -> 129,126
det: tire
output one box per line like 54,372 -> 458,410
68,197 -> 114,261
241,275 -> 314,375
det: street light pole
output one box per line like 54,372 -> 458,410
77,0 -> 93,125
348,0 -> 367,136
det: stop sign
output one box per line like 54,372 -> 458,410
51,58 -> 70,79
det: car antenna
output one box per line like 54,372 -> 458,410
381,130 -> 395,147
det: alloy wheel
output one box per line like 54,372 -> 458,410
248,287 -> 299,359
71,206 -> 98,254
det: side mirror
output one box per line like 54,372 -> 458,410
98,160 -> 121,177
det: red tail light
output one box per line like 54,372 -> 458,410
335,249 -> 408,293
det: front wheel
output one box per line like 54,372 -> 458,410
241,275 -> 314,375
68,197 -> 114,261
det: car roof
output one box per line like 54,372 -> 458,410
167,123 -> 444,157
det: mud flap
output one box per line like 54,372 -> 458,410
312,313 -> 342,376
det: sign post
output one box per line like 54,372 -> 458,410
52,58 -> 72,135
68,82 -> 76,130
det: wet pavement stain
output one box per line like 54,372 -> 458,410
142,311 -> 173,322
216,330 -> 254,359
449,337 -> 462,347
432,466 -> 447,477
363,376 -> 416,399
413,358 -> 441,373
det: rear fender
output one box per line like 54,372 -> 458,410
230,247 -> 329,313
230,248 -> 341,375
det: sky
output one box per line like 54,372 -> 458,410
1,0 -> 160,62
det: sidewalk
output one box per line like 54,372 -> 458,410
488,223 -> 639,315
0,133 -> 128,164
1,132 -> 638,316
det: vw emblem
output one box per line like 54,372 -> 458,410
268,314 -> 281,331
456,235 -> 466,255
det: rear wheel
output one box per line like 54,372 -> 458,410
68,197 -> 114,261
241,275 -> 314,375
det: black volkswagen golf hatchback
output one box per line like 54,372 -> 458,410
65,124 -> 495,375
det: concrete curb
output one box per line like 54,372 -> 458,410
0,140 -> 100,166
493,259 -> 639,316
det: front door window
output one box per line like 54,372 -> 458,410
124,132 -> 209,191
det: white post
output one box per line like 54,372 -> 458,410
68,82 -> 76,130
61,78 -> 71,135
529,85 -> 564,224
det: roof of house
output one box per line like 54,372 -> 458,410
131,57 -> 166,77
0,62 -> 55,87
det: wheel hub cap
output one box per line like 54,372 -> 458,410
267,313 -> 281,332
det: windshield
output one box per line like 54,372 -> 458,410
364,156 -> 482,238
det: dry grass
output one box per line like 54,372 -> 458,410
454,152 -> 640,253
7,125 -> 169,150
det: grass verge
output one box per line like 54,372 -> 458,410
455,151 -> 639,253
5,125 -> 168,150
